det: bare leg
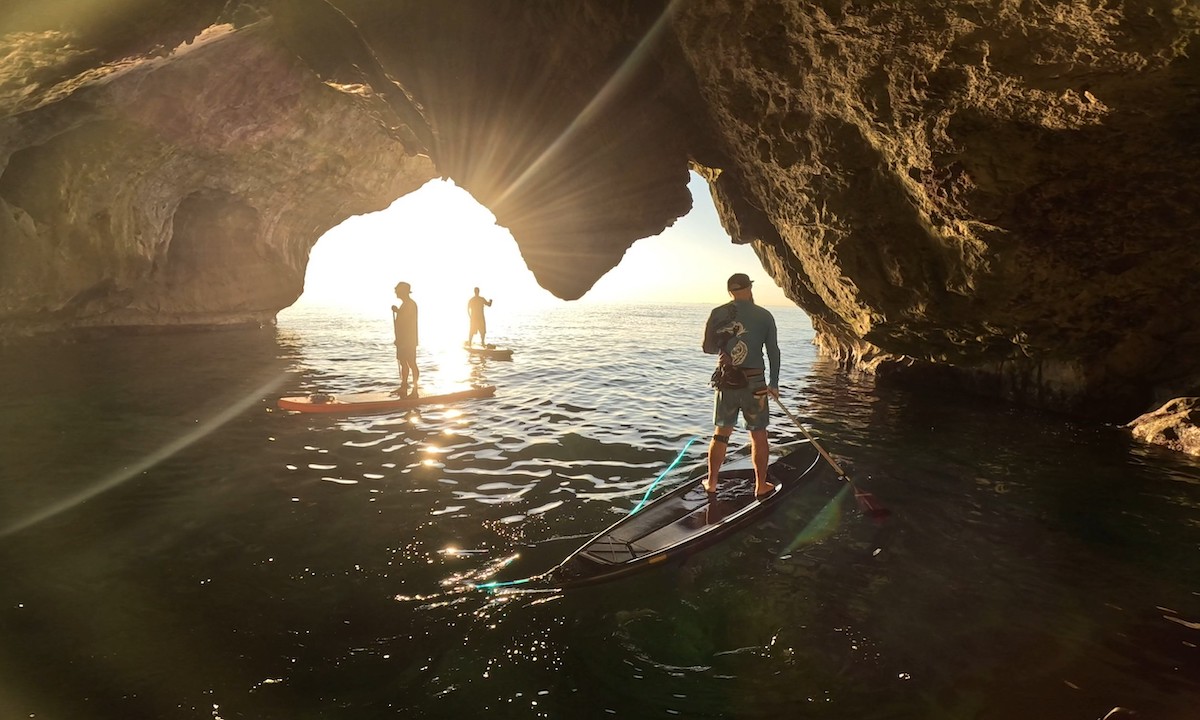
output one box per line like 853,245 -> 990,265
407,361 -> 420,396
706,426 -> 732,493
750,428 -> 774,496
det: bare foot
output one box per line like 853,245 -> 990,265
703,478 -> 718,494
755,482 -> 776,498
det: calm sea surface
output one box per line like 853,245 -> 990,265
1,301 -> 1197,720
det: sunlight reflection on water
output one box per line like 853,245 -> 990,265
0,303 -> 1197,719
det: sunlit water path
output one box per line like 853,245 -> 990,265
1,302 -> 1197,719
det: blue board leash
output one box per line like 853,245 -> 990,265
628,436 -> 699,515
474,436 -> 701,591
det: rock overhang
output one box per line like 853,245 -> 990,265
1,0 -> 1199,426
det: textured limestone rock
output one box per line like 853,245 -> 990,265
1127,397 -> 1200,458
314,1 -> 698,299
669,0 -> 1200,419
0,19 -> 435,333
2,0 -> 1199,422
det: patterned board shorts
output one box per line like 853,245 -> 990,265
713,374 -> 770,430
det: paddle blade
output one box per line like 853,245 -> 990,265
853,487 -> 890,521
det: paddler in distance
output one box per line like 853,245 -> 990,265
392,281 -> 419,397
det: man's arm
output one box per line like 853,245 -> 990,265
766,314 -> 781,388
702,310 -> 721,355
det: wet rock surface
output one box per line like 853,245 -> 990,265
1128,397 -> 1200,458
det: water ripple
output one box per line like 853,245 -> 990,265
1,304 -> 1197,719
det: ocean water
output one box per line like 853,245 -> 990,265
0,301 -> 1198,720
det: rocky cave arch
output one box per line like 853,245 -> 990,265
2,1 -> 1200,432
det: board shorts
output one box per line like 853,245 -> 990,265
469,318 -> 486,334
395,345 -> 416,365
713,371 -> 770,430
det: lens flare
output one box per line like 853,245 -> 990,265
780,484 -> 850,555
0,372 -> 287,538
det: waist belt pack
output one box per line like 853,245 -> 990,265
710,364 -> 762,390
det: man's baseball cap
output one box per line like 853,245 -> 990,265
395,281 -> 412,293
727,273 -> 754,291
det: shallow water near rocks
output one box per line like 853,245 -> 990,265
1,302 -> 1197,719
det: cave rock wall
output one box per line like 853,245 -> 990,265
2,1 -> 1200,423
0,20 -> 435,332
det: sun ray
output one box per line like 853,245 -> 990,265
492,0 -> 682,210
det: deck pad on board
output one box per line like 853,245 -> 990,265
577,473 -> 769,565
533,444 -> 828,588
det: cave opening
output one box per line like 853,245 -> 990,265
292,178 -> 544,315
285,171 -> 788,326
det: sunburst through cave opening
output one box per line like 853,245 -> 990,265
288,172 -> 787,313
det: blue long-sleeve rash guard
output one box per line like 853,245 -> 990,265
702,299 -> 780,388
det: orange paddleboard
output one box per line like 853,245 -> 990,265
278,385 -> 496,415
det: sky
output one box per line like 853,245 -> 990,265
297,171 -> 793,313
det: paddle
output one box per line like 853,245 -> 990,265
771,395 -> 889,520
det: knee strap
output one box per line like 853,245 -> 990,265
711,433 -> 730,445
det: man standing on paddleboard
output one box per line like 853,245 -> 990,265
702,272 -> 780,497
466,287 -> 493,347
392,281 -> 419,397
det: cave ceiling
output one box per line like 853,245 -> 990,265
2,0 -> 1199,420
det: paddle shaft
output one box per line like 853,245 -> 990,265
773,396 -> 891,519
771,395 -> 847,477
